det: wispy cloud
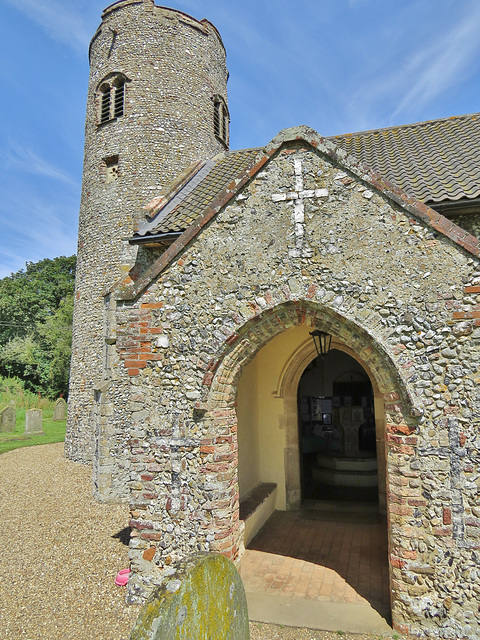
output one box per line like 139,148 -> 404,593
390,6 -> 480,119
340,2 -> 480,131
4,0 -> 93,53
0,248 -> 34,278
2,143 -> 78,187
0,189 -> 78,278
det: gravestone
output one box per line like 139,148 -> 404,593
0,405 -> 15,433
130,553 -> 249,640
25,409 -> 44,436
53,398 -> 67,421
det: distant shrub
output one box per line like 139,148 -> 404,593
0,375 -> 55,412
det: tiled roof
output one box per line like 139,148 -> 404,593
120,125 -> 479,300
134,113 -> 480,240
331,113 -> 480,204
135,148 -> 260,238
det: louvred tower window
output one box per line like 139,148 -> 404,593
213,95 -> 229,147
113,78 -> 125,118
96,73 -> 128,125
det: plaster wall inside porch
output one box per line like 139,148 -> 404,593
237,325 -> 314,509
236,324 -> 388,515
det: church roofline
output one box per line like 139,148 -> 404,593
330,111 -> 479,140
114,125 -> 479,301
330,112 -> 480,204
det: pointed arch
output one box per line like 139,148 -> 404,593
198,299 -> 420,557
202,300 -> 419,418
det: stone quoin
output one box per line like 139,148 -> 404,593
66,1 -> 480,638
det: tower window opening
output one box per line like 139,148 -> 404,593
103,155 -> 119,183
214,101 -> 221,138
97,73 -> 128,125
222,109 -> 228,143
213,95 -> 229,147
100,85 -> 111,124
114,80 -> 125,118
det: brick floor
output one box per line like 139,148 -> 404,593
238,508 -> 391,620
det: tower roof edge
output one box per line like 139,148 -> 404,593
90,1 -> 226,63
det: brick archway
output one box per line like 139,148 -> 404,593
201,301 -> 417,410
200,300 -> 420,631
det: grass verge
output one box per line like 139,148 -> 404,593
0,414 -> 66,455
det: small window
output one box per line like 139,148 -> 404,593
213,95 -> 229,147
96,73 -> 128,125
222,109 -> 228,143
214,101 -> 222,138
103,155 -> 119,183
113,79 -> 125,118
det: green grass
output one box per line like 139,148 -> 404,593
0,412 -> 66,455
0,376 -> 66,455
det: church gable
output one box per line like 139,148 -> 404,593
121,126 -> 479,301
119,128 -> 478,307
165,144 -> 475,328
110,138 -> 479,414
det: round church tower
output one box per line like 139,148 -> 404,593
65,0 -> 229,462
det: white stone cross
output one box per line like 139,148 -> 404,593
271,158 -> 328,257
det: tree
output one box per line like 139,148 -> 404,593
0,256 -> 76,397
0,255 -> 76,345
37,294 -> 74,398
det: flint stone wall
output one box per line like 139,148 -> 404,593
97,144 -> 480,638
65,0 -> 228,463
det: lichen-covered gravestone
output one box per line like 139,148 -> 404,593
0,406 -> 15,433
129,553 -> 249,640
25,409 -> 44,436
53,398 -> 67,421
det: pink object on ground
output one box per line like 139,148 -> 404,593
114,568 -> 131,586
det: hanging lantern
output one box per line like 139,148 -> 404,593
309,330 -> 332,357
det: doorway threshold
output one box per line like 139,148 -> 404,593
240,509 -> 391,631
302,499 -> 379,514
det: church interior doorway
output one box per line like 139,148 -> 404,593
298,349 -> 378,504
235,324 -> 391,625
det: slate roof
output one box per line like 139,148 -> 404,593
332,112 -> 480,205
133,112 -> 480,241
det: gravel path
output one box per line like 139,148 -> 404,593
0,443 -> 393,640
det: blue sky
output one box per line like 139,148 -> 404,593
2,0 -> 480,278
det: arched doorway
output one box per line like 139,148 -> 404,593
298,349 -> 378,505
233,326 -> 392,626
235,326 -> 388,528
203,300 -> 417,631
